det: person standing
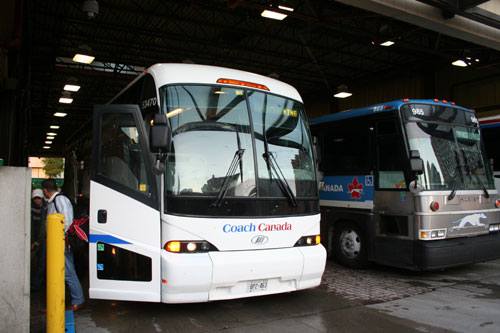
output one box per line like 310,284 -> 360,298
30,188 -> 47,292
41,178 -> 85,311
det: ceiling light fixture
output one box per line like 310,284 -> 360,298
54,112 -> 67,117
261,10 -> 288,20
43,146 -> 51,149
64,84 -> 81,92
46,136 -> 55,140
59,91 -> 73,104
59,97 -> 73,104
380,40 -> 395,47
452,60 -> 468,67
261,5 -> 293,21
46,132 -> 57,136
72,54 -> 95,64
278,5 -> 294,12
45,141 -> 53,144
50,125 -> 60,129
73,45 -> 95,64
334,84 -> 352,98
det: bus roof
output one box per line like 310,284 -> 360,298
479,115 -> 500,129
143,63 -> 303,102
309,99 -> 473,126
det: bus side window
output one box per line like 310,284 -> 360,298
322,125 -> 372,175
98,113 -> 151,195
377,120 -> 407,189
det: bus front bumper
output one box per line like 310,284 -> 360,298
415,232 -> 500,270
160,245 -> 326,303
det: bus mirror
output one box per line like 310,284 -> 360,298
316,170 -> 324,192
313,136 -> 321,164
150,113 -> 170,153
410,150 -> 424,175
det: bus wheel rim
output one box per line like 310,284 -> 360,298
339,228 -> 361,258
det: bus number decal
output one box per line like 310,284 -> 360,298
411,108 -> 424,116
141,97 -> 157,110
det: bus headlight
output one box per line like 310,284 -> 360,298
164,241 -> 218,253
294,235 -> 321,246
489,224 -> 500,232
419,229 -> 446,240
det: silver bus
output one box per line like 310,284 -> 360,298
310,99 -> 500,270
479,115 -> 500,189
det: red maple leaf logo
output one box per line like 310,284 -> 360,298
348,177 -> 363,199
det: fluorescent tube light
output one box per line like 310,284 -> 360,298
278,5 -> 294,12
72,54 -> 95,64
261,10 -> 287,20
64,84 -> 81,92
59,97 -> 73,104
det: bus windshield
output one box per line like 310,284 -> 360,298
402,104 -> 495,191
160,85 -> 316,199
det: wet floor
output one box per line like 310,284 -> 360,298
30,259 -> 500,332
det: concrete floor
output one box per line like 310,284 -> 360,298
30,259 -> 500,332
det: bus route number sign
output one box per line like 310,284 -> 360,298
247,279 -> 268,293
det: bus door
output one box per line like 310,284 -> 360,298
373,119 -> 414,266
89,104 -> 161,302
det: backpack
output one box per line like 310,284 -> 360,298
67,216 -> 89,251
53,194 -> 89,251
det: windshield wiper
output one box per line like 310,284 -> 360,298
448,150 -> 464,201
263,151 -> 298,207
260,95 -> 297,207
211,148 -> 245,207
461,149 -> 490,198
448,188 -> 457,201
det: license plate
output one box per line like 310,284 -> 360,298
247,279 -> 268,293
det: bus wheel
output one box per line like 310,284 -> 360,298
333,222 -> 368,269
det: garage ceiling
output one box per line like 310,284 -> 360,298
27,0 -> 500,156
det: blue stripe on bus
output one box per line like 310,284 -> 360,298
309,99 -> 473,126
481,123 -> 500,129
89,234 -> 132,244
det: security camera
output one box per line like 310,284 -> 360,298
82,0 -> 99,19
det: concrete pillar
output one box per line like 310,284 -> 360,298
0,167 -> 31,332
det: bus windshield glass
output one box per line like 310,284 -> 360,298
402,104 -> 494,190
160,85 -> 316,199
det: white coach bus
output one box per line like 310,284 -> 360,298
89,63 -> 326,303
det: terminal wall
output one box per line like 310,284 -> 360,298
0,167 -> 31,332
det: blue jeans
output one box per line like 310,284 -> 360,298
65,246 -> 85,305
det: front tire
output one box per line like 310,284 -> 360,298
333,221 -> 369,269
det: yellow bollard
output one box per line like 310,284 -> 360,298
46,213 -> 65,333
